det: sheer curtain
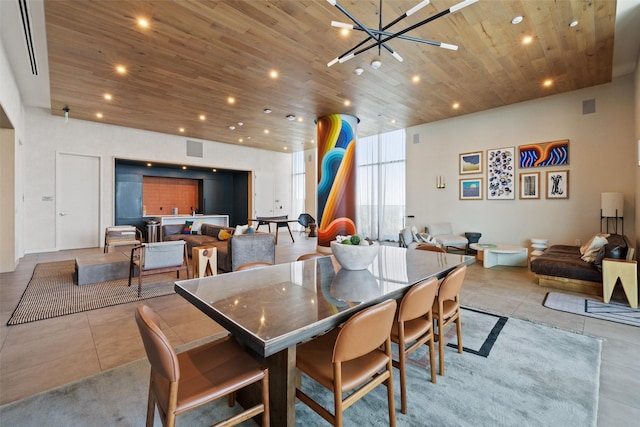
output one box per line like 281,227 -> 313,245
356,129 -> 406,241
291,151 -> 305,231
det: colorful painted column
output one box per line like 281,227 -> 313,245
316,114 -> 358,249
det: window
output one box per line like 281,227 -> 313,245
356,129 -> 406,241
292,150 -> 305,230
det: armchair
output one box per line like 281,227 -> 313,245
425,222 -> 468,253
128,241 -> 190,297
104,225 -> 142,253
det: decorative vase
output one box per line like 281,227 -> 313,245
330,241 -> 379,270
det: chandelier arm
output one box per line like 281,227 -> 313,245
375,0 -> 478,46
351,26 -> 456,49
330,0 -> 394,55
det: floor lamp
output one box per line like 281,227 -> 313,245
600,192 -> 624,235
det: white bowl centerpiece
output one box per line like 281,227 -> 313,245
330,234 -> 379,271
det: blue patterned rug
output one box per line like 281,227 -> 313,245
543,292 -> 639,327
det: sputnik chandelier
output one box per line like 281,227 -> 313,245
326,0 -> 479,67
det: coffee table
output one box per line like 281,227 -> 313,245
75,252 -> 131,285
469,243 -> 528,268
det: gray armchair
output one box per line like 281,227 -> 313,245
129,241 -> 190,297
230,233 -> 276,271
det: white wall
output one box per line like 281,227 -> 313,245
407,74 -> 636,248
22,106 -> 292,253
635,50 -> 640,251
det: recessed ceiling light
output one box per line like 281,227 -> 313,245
137,18 -> 149,28
264,108 -> 272,114
103,93 -> 112,101
344,100 -> 351,106
297,117 -> 303,122
212,168 -> 217,172
569,20 -> 578,27
340,28 -> 349,36
229,125 -> 236,130
286,114 -> 296,121
116,65 -> 126,74
412,75 -> 420,83
511,15 -> 523,25
238,138 -> 244,143
237,122 -> 243,126
391,119 -> 396,124
146,163 -> 152,167
264,129 -> 270,134
269,70 -> 278,79
179,127 -> 185,133
199,114 -> 206,121
354,67 -> 364,75
453,102 -> 460,109
227,96 -> 235,104
182,166 -> 187,170
284,147 -> 288,150
543,79 -> 553,87
522,35 -> 533,44
96,112 -> 103,118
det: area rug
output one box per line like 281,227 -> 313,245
543,291 -> 639,327
7,260 -> 176,326
0,308 -> 601,427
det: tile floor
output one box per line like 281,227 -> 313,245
0,233 -> 638,426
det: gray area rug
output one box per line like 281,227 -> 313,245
7,260 -> 176,325
543,291 -> 639,327
0,308 -> 601,426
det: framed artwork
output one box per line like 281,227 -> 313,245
459,178 -> 483,200
546,170 -> 569,199
519,139 -> 569,168
459,151 -> 483,174
487,147 -> 515,200
519,172 -> 540,199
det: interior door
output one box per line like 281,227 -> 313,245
57,153 -> 100,249
254,171 -> 274,217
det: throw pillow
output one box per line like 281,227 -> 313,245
581,235 -> 608,263
191,221 -> 203,234
580,233 -> 609,255
235,224 -> 249,235
245,226 -> 256,234
218,229 -> 231,241
182,221 -> 194,234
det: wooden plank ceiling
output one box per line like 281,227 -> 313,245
44,0 -> 615,153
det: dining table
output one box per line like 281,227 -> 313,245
175,245 -> 475,426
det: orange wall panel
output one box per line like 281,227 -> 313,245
143,176 -> 199,215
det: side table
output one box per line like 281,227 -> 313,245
192,246 -> 217,278
602,258 -> 637,308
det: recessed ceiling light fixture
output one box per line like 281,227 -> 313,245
354,67 -> 364,75
179,127 -> 185,133
344,100 -> 351,106
237,122 -> 244,126
569,20 -> 578,27
326,0 -> 476,67
104,93 -> 112,101
227,96 -> 235,104
286,114 -> 296,121
370,60 -> 382,70
229,125 -> 236,130
452,102 -> 460,109
264,108 -> 272,114
543,79 -> 553,87
96,112 -> 103,118
116,65 -> 126,74
412,75 -> 420,83
269,70 -> 278,79
522,35 -> 533,44
511,15 -> 523,25
137,18 -> 149,28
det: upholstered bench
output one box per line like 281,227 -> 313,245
75,252 -> 131,285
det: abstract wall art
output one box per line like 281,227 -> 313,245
459,178 -> 483,200
487,147 -> 515,200
459,151 -> 483,174
519,139 -> 569,168
546,170 -> 569,199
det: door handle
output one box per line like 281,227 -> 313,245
59,212 -> 68,216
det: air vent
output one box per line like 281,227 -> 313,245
186,140 -> 203,158
18,0 -> 38,75
582,99 -> 596,115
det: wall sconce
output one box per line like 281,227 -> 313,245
436,176 -> 445,189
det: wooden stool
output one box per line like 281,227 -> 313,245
602,258 -> 637,308
192,246 -> 217,278
308,223 -> 317,237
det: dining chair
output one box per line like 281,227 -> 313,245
296,253 -> 327,261
296,299 -> 397,427
128,241 -> 189,297
135,305 -> 270,427
391,276 -> 439,414
416,244 -> 447,253
235,261 -> 273,271
433,264 -> 467,376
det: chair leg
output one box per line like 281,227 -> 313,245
456,315 -> 463,354
261,369 -> 270,427
428,336 -> 437,384
146,375 -> 156,427
138,272 -> 143,297
437,318 -> 445,376
385,345 -> 397,427
398,337 -> 408,414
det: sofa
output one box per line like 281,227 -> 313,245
162,223 -> 276,272
530,233 -> 630,296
